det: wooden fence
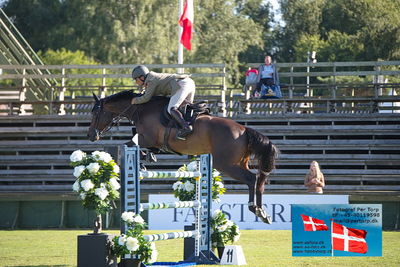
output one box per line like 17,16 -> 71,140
0,61 -> 399,117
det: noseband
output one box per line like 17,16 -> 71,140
92,99 -> 135,138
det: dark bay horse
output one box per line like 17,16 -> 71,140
87,90 -> 278,224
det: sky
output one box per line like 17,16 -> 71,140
265,0 -> 283,26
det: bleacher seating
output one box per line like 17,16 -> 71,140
0,113 -> 399,196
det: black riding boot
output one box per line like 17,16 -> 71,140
170,107 -> 193,140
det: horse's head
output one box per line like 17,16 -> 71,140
87,93 -> 116,142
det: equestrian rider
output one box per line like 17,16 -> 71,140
130,65 -> 195,140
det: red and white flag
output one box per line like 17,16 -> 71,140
179,0 -> 194,50
332,222 -> 368,254
300,214 -> 329,231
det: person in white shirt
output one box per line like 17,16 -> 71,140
256,55 -> 280,92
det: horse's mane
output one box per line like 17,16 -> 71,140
104,90 -> 168,104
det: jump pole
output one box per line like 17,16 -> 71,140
121,145 -> 218,264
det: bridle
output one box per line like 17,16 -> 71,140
92,99 -> 136,138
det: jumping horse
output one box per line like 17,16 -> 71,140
87,90 -> 278,224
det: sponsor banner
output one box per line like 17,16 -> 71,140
292,204 -> 382,256
148,194 -> 348,230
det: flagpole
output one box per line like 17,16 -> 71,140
331,219 -> 334,257
177,0 -> 184,73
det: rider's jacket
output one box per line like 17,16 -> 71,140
133,71 -> 190,104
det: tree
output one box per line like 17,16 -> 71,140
2,0 -> 265,87
278,0 -> 400,62
191,0 -> 263,85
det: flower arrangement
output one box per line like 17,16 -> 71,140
172,161 -> 226,202
70,150 -> 120,233
112,211 -> 158,264
211,209 -> 240,249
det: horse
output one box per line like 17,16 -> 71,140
87,90 -> 278,224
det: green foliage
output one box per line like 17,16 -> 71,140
278,0 -> 400,62
2,0 -> 399,90
172,162 -> 226,202
112,212 -> 157,264
211,210 -> 240,248
192,0 -> 264,85
70,150 -> 120,215
2,0 -> 265,87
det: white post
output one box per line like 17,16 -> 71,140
177,0 -> 184,74
331,219 -> 334,257
306,51 -> 310,97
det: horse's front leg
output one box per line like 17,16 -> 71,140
133,133 -> 159,164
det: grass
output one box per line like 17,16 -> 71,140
0,230 -> 398,267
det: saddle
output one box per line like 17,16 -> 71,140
160,100 -> 210,154
160,100 -> 210,128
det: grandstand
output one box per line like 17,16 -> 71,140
0,62 -> 399,230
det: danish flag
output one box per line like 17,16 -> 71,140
332,222 -> 368,254
300,214 -> 329,231
179,0 -> 194,50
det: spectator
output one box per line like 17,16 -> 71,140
244,67 -> 259,97
256,55 -> 280,93
304,161 -> 325,194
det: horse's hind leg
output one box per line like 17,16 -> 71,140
255,171 -> 272,224
214,158 -> 260,216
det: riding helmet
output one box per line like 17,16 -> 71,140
132,65 -> 149,80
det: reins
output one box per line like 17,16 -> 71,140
94,99 -> 136,138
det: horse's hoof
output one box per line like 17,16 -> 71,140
146,152 -> 157,163
256,207 -> 272,224
139,163 -> 147,171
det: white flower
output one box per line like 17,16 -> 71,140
217,224 -> 228,232
118,235 -> 127,246
109,177 -> 121,190
73,165 -> 85,178
149,243 -> 158,263
187,161 -> 198,172
214,198 -> 221,203
213,209 -> 222,218
133,215 -> 145,225
86,162 -> 100,174
213,170 -> 221,177
79,192 -> 86,199
234,232 -> 241,242
215,181 -> 224,188
95,187 -> 109,200
226,220 -> 234,227
70,150 -> 86,162
172,181 -> 183,191
121,211 -> 135,223
80,179 -> 94,191
72,180 -> 80,192
125,237 -> 139,252
113,164 -> 120,174
184,181 -> 195,192
92,151 -> 113,163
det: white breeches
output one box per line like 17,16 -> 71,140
168,77 -> 195,113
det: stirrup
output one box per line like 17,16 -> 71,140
176,126 -> 193,140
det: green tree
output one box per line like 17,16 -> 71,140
192,0 -> 263,85
2,0 -> 264,87
278,0 -> 400,62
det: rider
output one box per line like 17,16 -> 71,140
130,65 -> 195,140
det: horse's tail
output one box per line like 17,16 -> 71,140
245,127 -> 279,173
